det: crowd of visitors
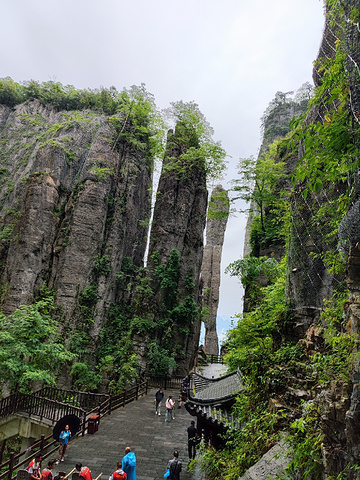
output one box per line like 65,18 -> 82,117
26,445 -> 187,480
26,376 -> 202,480
26,447 -> 137,480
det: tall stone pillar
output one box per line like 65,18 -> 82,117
201,185 -> 229,356
147,125 -> 208,372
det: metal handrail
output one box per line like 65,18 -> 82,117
0,380 -> 148,480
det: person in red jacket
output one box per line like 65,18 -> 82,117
27,452 -> 42,480
75,463 -> 94,480
109,461 -> 127,480
41,459 -> 56,480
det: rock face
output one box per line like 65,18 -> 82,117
287,6 -> 360,472
0,99 -> 152,348
238,438 -> 291,480
0,98 -> 212,385
240,3 -> 360,476
201,185 -> 229,356
147,125 -> 208,372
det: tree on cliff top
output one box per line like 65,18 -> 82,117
164,100 -> 227,183
233,141 -> 286,238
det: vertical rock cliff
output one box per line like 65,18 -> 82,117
146,124 -> 208,372
237,3 -> 360,476
201,185 -> 229,356
0,98 -> 152,360
0,85 -> 226,392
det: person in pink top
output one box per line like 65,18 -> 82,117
165,395 -> 175,422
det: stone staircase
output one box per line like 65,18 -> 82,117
58,388 -> 195,480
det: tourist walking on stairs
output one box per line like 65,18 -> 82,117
109,462 -> 127,480
165,395 -> 175,421
154,387 -> 164,415
167,450 -> 182,480
122,447 -> 136,480
57,424 -> 72,463
187,421 -> 197,459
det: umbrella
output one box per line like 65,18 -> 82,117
53,414 -> 81,440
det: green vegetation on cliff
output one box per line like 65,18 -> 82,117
0,295 -> 75,393
0,79 -> 226,394
196,2 -> 360,479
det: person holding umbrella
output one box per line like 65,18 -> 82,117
53,415 -> 80,464
57,424 -> 71,463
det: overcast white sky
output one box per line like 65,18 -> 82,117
0,0 -> 325,323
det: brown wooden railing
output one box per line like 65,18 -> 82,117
0,393 -> 85,423
146,375 -> 189,390
207,354 -> 225,364
197,352 -> 225,366
0,380 -> 148,480
34,387 -> 109,412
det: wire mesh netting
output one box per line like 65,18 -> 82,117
287,2 -> 360,325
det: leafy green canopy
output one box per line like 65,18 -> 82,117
0,77 -> 134,114
234,142 -> 286,223
0,79 -> 225,181
288,43 -> 360,200
164,100 -> 227,183
0,297 -> 75,393
233,141 -> 288,255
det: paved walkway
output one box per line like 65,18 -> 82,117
58,388 -> 195,480
195,364 -> 228,378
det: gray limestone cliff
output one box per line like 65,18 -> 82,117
0,97 -> 212,388
240,3 -> 360,476
201,185 -> 229,356
0,99 -> 152,371
146,125 -> 208,373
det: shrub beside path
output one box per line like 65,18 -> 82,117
59,388 -> 194,480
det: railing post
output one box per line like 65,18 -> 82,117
108,396 -> 112,415
82,411 -> 86,437
40,434 -> 45,454
123,391 -> 125,408
8,452 -> 15,480
136,384 -> 139,401
98,403 -> 101,417
145,380 -> 148,395
40,397 -> 44,420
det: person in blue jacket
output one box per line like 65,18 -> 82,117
121,446 -> 136,480
57,424 -> 72,463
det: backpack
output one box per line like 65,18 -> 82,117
169,459 -> 181,479
112,472 -> 126,480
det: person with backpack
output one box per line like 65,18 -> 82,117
41,459 -> 56,480
57,424 -> 72,463
109,461 -> 127,480
154,387 -> 164,415
27,452 -> 42,480
167,450 -> 182,480
121,447 -> 136,480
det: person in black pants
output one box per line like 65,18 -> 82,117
187,421 -> 197,459
167,450 -> 182,480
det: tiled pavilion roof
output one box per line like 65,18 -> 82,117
185,370 -> 243,428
